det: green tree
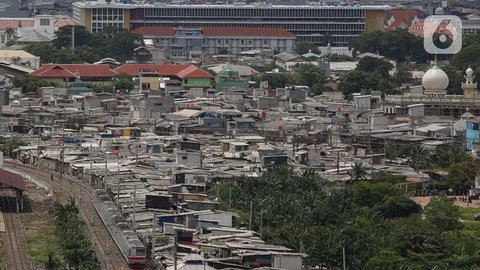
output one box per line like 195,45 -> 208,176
338,70 -> 384,97
357,56 -> 394,78
24,44 -> 58,64
12,75 -> 53,93
93,27 -> 144,62
447,159 -> 478,194
44,251 -> 61,270
462,33 -> 480,48
406,144 -> 430,171
425,198 -> 464,232
441,65 -> 463,95
114,73 -> 134,91
349,162 -> 367,182
5,27 -> 16,45
54,198 -> 99,269
53,25 -> 92,49
365,250 -> 414,269
451,44 -> 480,71
258,72 -> 292,89
430,142 -> 470,168
394,64 -> 413,85
294,63 -> 326,95
352,29 -> 427,63
295,42 -> 319,55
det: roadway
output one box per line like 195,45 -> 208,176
3,159 -> 128,270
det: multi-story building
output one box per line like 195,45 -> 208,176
73,0 -> 391,46
0,15 -> 74,48
132,26 -> 295,60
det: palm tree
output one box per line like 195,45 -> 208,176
348,162 -> 367,182
4,27 -> 16,43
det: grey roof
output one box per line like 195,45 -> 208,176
274,52 -> 300,62
16,29 -> 52,43
208,64 -> 258,77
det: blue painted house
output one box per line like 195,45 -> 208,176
466,118 -> 480,151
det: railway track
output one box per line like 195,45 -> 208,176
1,194 -> 31,270
3,160 -> 127,270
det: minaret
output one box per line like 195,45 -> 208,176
462,66 -> 477,99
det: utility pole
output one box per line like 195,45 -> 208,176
36,136 -> 40,182
104,153 -> 108,189
228,186 -> 232,209
248,200 -> 253,230
60,132 -> 65,184
342,247 -> 346,270
135,138 -> 139,165
152,212 -> 156,263
89,146 -> 93,186
173,232 -> 178,270
133,184 -> 137,233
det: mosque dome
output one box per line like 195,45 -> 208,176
435,7 -> 444,15
422,63 -> 449,91
466,67 -> 474,77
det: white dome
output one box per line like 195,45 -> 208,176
435,7 -> 444,15
422,63 -> 449,91
466,67 -> 474,76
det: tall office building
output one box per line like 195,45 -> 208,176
73,0 -> 390,46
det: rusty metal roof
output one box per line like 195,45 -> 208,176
0,169 -> 27,191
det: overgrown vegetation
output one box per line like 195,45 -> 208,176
216,167 -> 480,269
21,211 -> 62,269
257,63 -> 329,95
12,76 -> 56,93
53,198 -> 99,269
23,25 -> 143,64
386,142 -> 477,194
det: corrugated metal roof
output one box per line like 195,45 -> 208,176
0,169 -> 27,191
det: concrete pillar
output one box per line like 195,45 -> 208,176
20,191 -> 23,212
16,190 -> 19,213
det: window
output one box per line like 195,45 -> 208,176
40,18 -> 50,26
182,156 -> 188,160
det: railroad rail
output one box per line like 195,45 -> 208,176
1,194 -> 32,270
3,160 -> 128,270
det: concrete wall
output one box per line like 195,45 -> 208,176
273,255 -> 302,270
176,151 -> 202,167
199,212 -> 233,227
182,78 -> 211,89
258,96 -> 279,110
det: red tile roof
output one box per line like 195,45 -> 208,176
114,64 -> 213,78
408,20 -> 457,37
31,64 -> 117,78
131,26 -> 295,38
54,18 -> 75,28
0,19 -> 34,30
386,9 -> 427,31
131,26 -> 177,36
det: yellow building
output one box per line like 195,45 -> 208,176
73,1 -> 133,33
